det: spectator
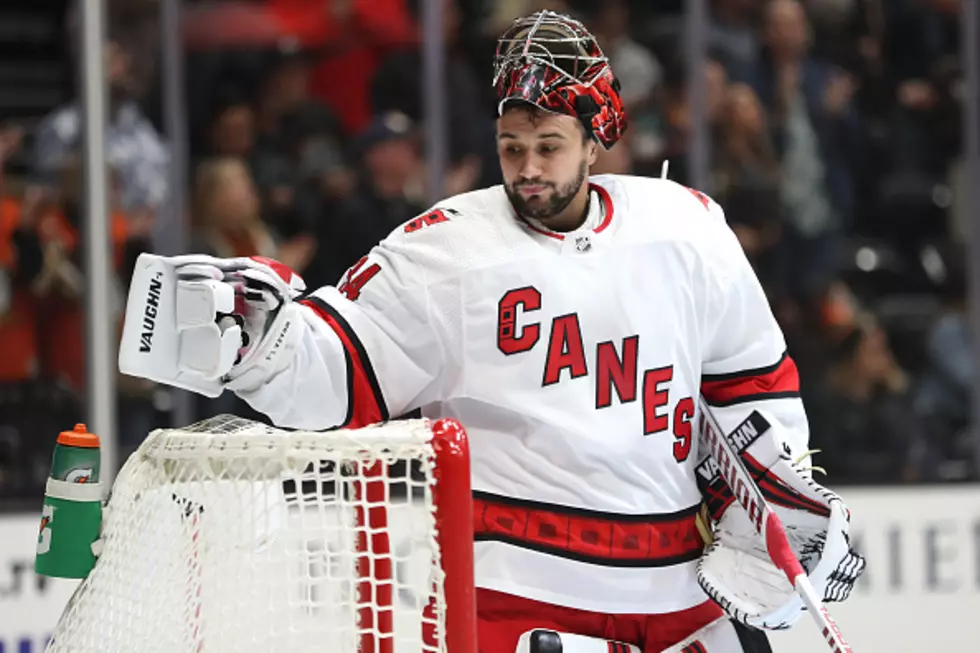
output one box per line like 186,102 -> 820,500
371,0 -> 495,189
712,83 -> 781,197
250,51 -> 350,264
205,87 -> 305,238
305,0 -> 418,135
720,182 -> 786,299
274,106 -> 355,268
883,0 -> 960,95
189,157 -> 292,426
192,158 -> 283,263
633,55 -> 728,184
0,127 -> 88,500
346,112 -> 427,253
207,91 -> 257,161
809,320 -> 939,483
255,48 -> 331,143
30,155 -> 140,393
879,53 -> 961,226
32,39 -> 169,226
203,82 -> 338,284
305,112 -> 425,287
591,0 -> 663,111
735,0 -> 864,297
711,84 -> 785,300
709,0 -> 762,75
258,48 -> 344,146
712,98 -> 816,369
192,157 -> 315,278
252,47 -> 347,177
915,242 -> 973,470
866,0 -> 962,246
0,127 -> 42,385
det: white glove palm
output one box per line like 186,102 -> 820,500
119,253 -> 306,397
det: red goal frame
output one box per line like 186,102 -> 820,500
354,418 -> 477,653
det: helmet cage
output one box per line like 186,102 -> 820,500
493,11 -> 627,149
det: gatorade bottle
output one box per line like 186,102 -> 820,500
34,424 -> 105,579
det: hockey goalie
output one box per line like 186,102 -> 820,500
118,10 -> 864,653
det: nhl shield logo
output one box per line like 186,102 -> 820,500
574,235 -> 592,253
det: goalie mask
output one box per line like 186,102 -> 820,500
493,10 -> 627,149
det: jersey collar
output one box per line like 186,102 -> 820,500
519,182 -> 615,241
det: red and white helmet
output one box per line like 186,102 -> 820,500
493,10 -> 627,150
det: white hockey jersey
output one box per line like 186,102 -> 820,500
237,174 -> 811,615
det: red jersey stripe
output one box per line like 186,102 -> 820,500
299,297 -> 389,428
473,491 -> 704,568
591,183 -> 615,233
701,352 -> 800,407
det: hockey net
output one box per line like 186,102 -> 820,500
46,416 -> 476,653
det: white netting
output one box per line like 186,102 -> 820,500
47,416 -> 450,653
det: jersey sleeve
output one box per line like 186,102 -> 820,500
697,197 -> 810,460
234,213 -> 458,431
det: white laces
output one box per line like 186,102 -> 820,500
793,449 -> 826,476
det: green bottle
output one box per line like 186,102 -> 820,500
34,423 -> 105,579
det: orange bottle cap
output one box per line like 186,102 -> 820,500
56,423 -> 101,448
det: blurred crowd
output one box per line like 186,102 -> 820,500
0,0 -> 974,504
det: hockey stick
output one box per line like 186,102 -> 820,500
697,396 -> 853,653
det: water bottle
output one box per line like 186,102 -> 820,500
34,424 -> 105,578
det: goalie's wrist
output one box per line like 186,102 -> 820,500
225,302 -> 304,393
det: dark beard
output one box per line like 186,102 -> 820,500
506,158 -> 588,222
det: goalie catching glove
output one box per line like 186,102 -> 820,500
694,410 -> 866,630
119,253 -> 307,397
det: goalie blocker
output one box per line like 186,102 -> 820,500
118,253 -> 308,397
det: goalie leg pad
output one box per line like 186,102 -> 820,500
660,618 -> 771,653
516,629 -> 640,653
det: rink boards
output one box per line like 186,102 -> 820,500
1,486 -> 978,652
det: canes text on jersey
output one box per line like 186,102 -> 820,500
497,286 -> 694,462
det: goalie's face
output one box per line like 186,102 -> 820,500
497,106 -> 597,231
